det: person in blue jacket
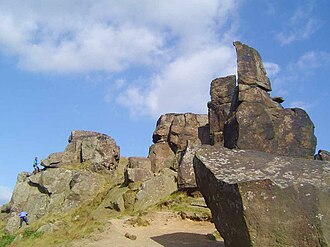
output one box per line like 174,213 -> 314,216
18,211 -> 29,227
33,157 -> 40,174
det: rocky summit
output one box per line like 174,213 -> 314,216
209,42 -> 316,158
1,41 -> 328,247
41,130 -> 120,172
194,145 -> 330,247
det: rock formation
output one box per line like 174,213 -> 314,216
4,130 -> 180,233
5,167 -> 112,233
198,41 -> 323,246
234,41 -> 271,91
3,40 -> 325,247
207,75 -> 236,145
194,145 -> 330,247
149,113 -> 209,189
208,41 -> 317,158
41,130 -> 120,172
4,131 -> 122,233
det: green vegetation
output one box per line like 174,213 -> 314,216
1,166 -> 211,246
0,231 -> 16,247
4,181 -> 120,247
0,220 -> 16,247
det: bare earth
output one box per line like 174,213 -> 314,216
72,212 -> 224,247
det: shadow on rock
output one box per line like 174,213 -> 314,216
151,232 -> 224,247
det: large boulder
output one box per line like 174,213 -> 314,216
148,143 -> 177,173
152,113 -> 209,153
194,145 -> 330,247
149,113 -> 210,189
133,168 -> 177,211
222,42 -> 316,158
5,168 -> 111,233
207,75 -> 236,145
41,130 -> 120,172
177,142 -> 201,189
99,168 -> 177,213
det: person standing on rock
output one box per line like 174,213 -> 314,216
18,211 -> 29,228
33,157 -> 40,174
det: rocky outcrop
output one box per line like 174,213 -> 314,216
100,168 -> 177,213
5,168 -> 112,233
133,168 -> 177,211
207,75 -> 236,145
194,145 -> 330,247
149,113 -> 209,189
5,130 -> 181,233
234,41 -> 271,91
148,143 -> 177,173
42,130 -> 120,172
216,41 -> 317,158
124,157 -> 153,184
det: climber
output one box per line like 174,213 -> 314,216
314,150 -> 323,161
33,157 -> 40,174
18,211 -> 29,228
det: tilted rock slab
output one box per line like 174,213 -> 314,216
194,145 -> 330,247
42,130 -> 120,172
233,41 -> 271,91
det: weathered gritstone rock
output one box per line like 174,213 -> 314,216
42,130 -> 120,172
149,113 -> 209,189
177,143 -> 201,189
5,168 -> 111,233
128,157 -> 151,170
234,41 -> 271,91
148,143 -> 177,173
319,150 -> 330,161
207,75 -> 236,145
124,157 -> 153,184
222,41 -> 317,158
194,145 -> 330,247
152,113 -> 209,153
133,168 -> 177,211
97,186 -> 129,212
125,168 -> 153,183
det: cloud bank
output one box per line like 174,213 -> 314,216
0,0 -> 240,117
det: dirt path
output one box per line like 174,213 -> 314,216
72,212 -> 224,247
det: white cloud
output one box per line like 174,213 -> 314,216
0,0 -> 241,117
0,0 -> 239,73
276,2 -> 322,45
0,185 -> 12,206
117,46 -> 236,117
264,62 -> 280,78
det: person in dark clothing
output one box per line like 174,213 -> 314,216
314,150 -> 323,160
18,211 -> 29,227
33,157 -> 40,174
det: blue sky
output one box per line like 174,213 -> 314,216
0,0 -> 329,205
